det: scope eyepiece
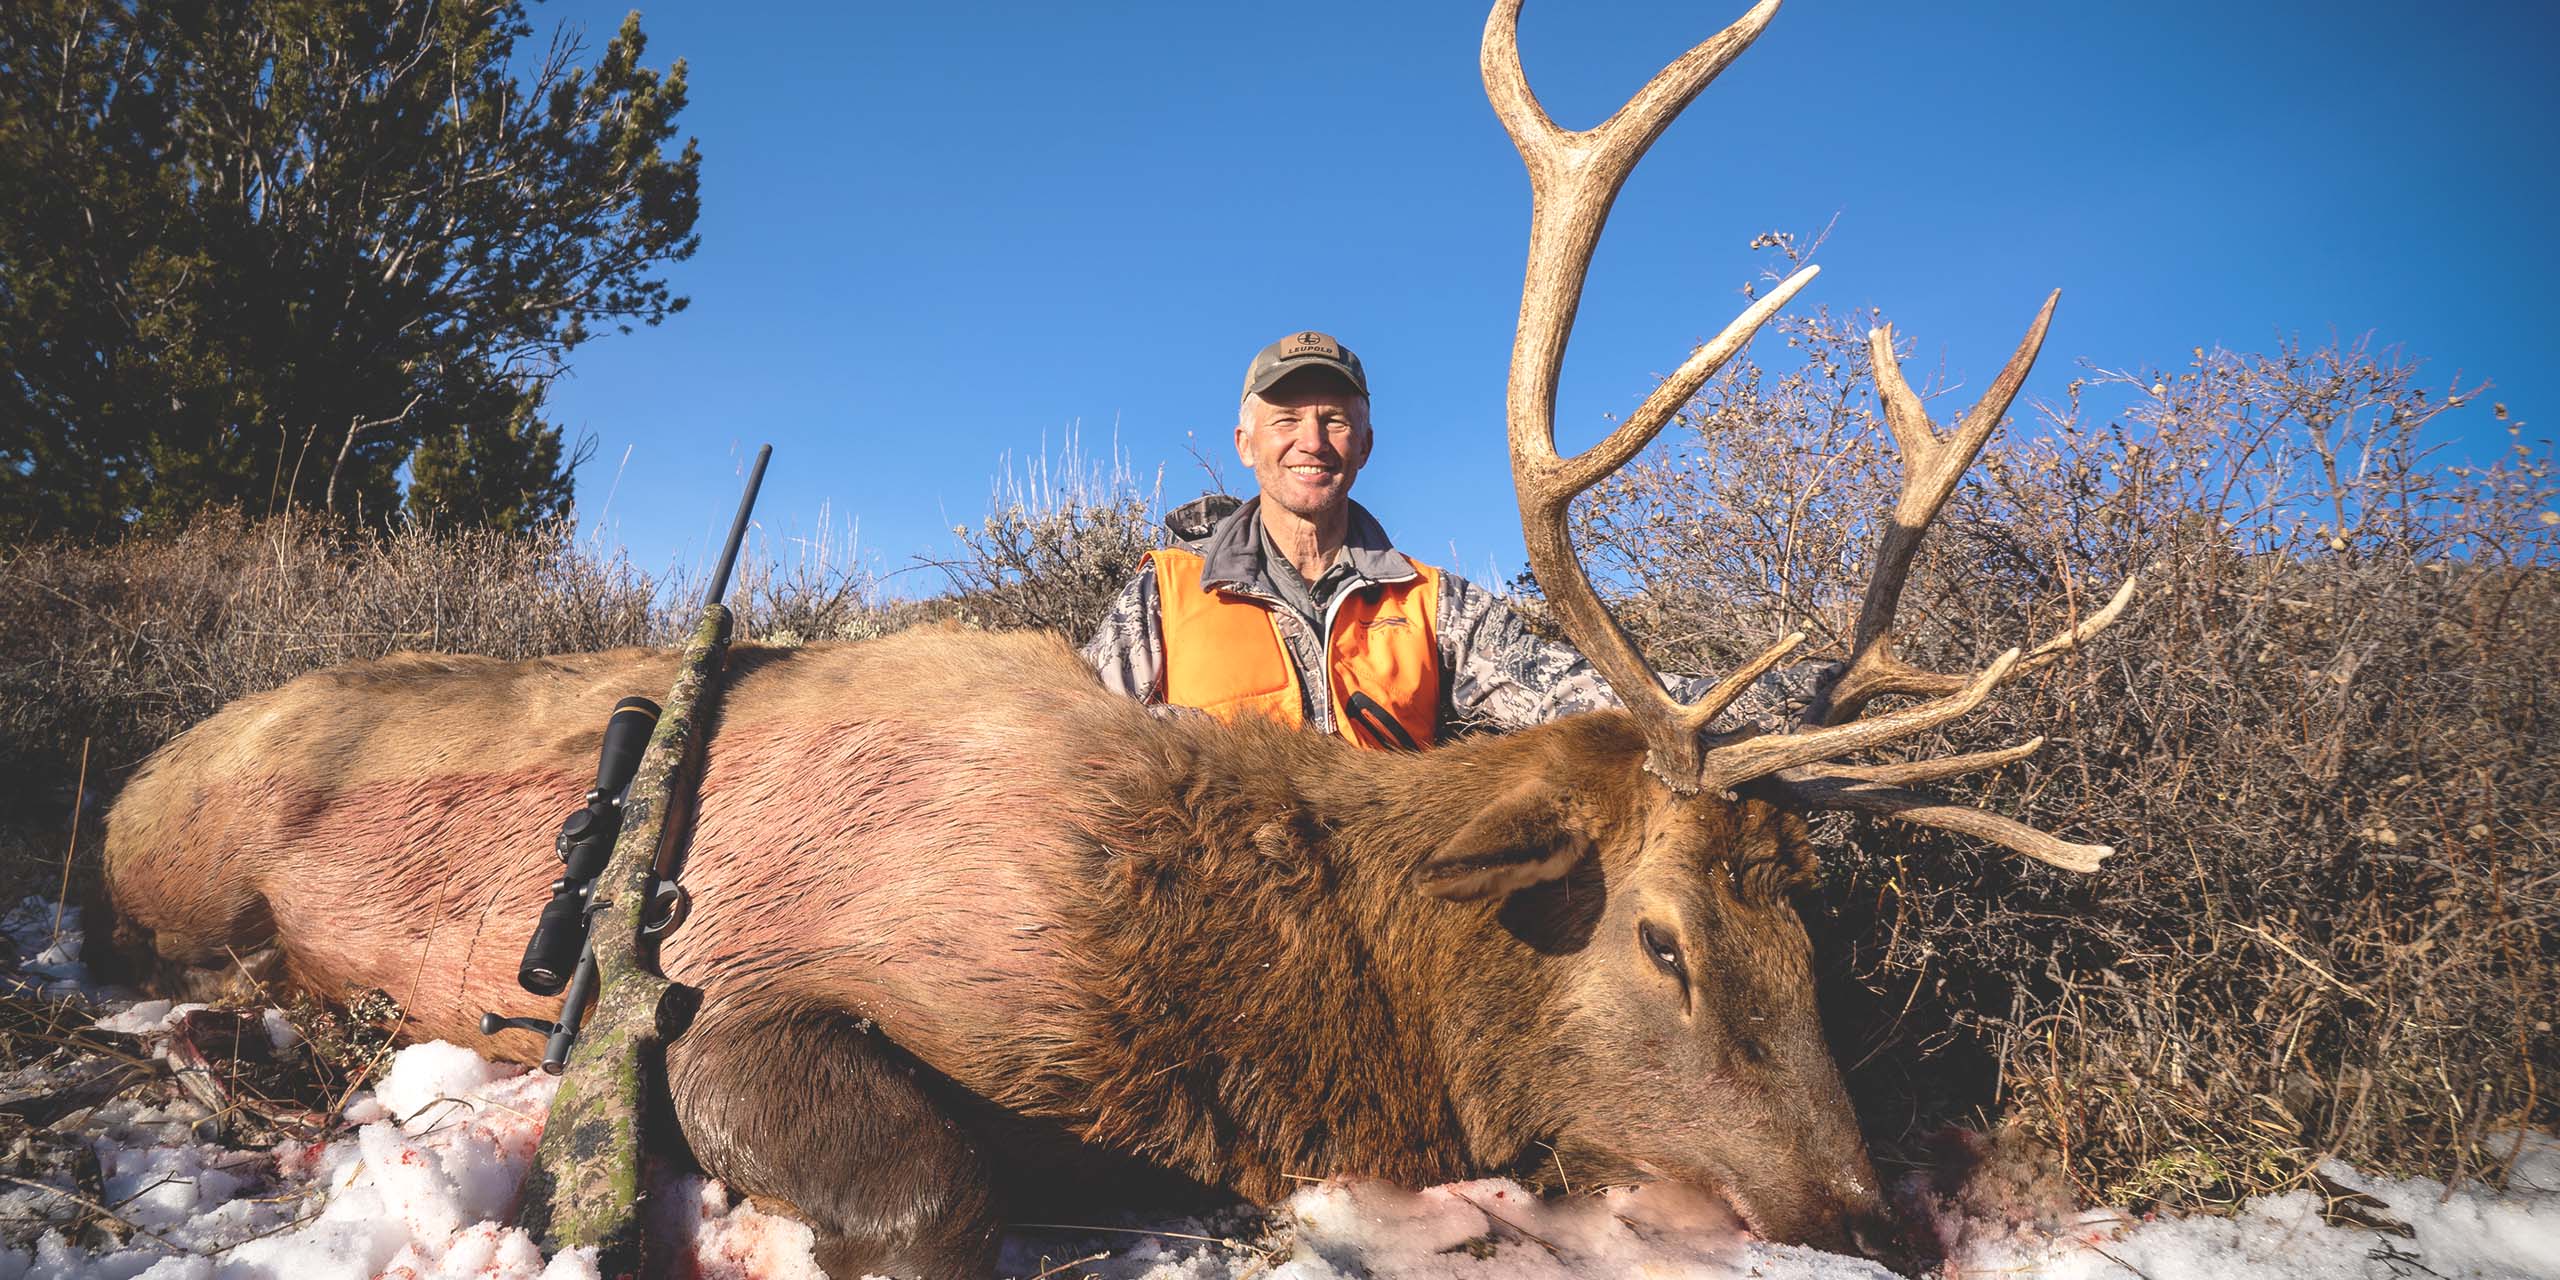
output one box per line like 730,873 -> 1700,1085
516,879 -> 590,996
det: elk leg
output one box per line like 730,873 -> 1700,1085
665,995 -> 1001,1280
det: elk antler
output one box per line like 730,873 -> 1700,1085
1487,0 -> 1818,785
1798,292 -> 2133,723
1735,297 -> 2136,871
1486,2 -> 2133,872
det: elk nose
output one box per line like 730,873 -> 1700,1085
1846,1203 -> 1934,1277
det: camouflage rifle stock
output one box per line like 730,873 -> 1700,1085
510,444 -> 770,1275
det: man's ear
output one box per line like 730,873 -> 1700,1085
1415,779 -> 1593,901
1234,409 -> 1256,467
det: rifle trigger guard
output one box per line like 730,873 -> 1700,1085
642,881 -> 690,938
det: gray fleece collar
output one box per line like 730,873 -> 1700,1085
1195,496 -> 1414,596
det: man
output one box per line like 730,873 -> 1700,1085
1083,330 -> 1817,748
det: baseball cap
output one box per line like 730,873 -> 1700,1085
1241,331 -> 1368,402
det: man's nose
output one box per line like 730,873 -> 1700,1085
1284,421 -> 1333,456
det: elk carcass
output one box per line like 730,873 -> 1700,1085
103,2 -> 2129,1276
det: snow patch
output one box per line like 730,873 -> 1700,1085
2,897 -> 94,998
11,895 -> 2556,1279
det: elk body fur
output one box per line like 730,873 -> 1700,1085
105,626 -> 1898,1275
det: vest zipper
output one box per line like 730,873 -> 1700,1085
1316,586 -> 1361,735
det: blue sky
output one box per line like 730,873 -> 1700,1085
531,1 -> 2558,594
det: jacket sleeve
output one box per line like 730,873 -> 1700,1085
1082,567 -> 1165,703
1436,569 -> 1620,730
1435,569 -> 1837,733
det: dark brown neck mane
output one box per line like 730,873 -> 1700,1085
1009,707 -> 1650,1200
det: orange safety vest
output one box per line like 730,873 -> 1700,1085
1151,546 -> 1441,750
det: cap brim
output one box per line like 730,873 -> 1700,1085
1246,356 -> 1368,399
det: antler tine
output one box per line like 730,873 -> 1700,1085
1556,271 -> 1820,500
1849,289 -> 2060,661
1811,290 -> 2062,725
1765,768 -> 2112,873
1480,0 -> 1568,179
1815,570 -> 2140,708
1675,630 -> 1806,737
1815,737 -> 2043,787
2023,573 -> 2138,666
1700,649 -> 2020,794
1487,0 -> 1810,784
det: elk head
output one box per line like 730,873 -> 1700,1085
1411,713 -> 1897,1256
1447,0 -> 2134,1258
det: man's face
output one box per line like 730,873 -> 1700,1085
1236,371 -> 1371,524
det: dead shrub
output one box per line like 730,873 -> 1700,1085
714,507 -> 911,646
1564,307 -> 2556,1203
921,435 -> 1164,637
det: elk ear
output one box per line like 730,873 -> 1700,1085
1415,781 -> 1594,901
1735,796 -> 1821,898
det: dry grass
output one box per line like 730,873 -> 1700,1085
0,509 -> 662,826
1564,308 -> 2556,1207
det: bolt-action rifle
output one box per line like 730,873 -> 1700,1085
483,444 -> 770,1276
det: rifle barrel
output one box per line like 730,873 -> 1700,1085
703,445 -> 772,611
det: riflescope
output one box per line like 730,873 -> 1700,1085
514,695 -> 660,995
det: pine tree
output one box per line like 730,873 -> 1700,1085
0,0 -> 700,539
406,400 -> 579,536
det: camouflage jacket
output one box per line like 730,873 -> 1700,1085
1081,495 -> 1825,737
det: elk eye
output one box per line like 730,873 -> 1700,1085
1638,921 -> 1686,982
